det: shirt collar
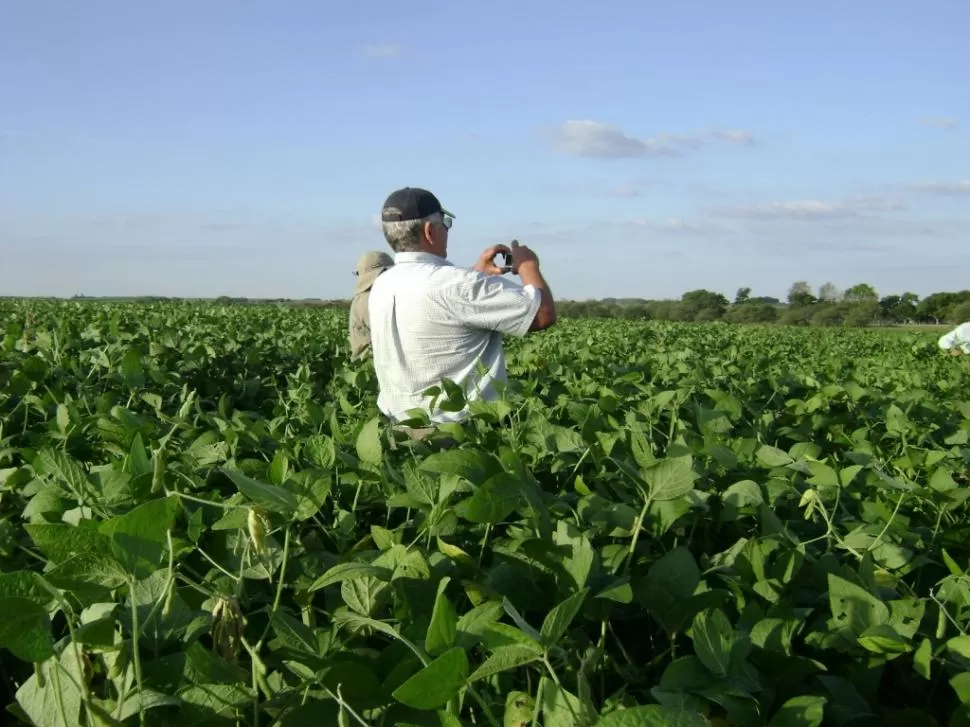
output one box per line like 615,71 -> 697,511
393,251 -> 453,267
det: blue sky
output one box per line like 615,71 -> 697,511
2,0 -> 968,301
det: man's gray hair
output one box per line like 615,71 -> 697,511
382,212 -> 443,253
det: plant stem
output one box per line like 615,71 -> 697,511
128,577 -> 146,727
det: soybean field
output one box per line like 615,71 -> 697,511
1,299 -> 969,727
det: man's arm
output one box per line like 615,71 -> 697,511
464,241 -> 557,335
516,260 -> 556,332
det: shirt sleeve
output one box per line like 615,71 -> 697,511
939,328 -> 957,350
440,272 -> 542,337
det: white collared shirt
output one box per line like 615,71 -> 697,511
368,251 -> 541,424
939,322 -> 970,354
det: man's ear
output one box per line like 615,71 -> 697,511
422,221 -> 436,247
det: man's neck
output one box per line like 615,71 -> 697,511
394,250 -> 451,266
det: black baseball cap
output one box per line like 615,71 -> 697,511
381,187 -> 455,223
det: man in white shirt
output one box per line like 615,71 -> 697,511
369,187 -> 557,439
939,322 -> 970,356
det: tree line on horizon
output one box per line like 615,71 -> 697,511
60,282 -> 970,328
552,281 -> 970,327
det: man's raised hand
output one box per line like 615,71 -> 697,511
508,239 -> 539,274
473,244 -> 512,276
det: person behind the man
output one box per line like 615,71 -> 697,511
368,186 -> 557,432
348,250 -> 394,361
938,321 -> 970,356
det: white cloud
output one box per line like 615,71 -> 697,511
722,195 -> 904,220
547,121 -> 757,159
912,180 -> 970,196
607,185 -> 642,198
710,128 -> 755,145
920,117 -> 958,131
549,121 -> 660,159
632,217 -> 706,233
362,44 -> 402,58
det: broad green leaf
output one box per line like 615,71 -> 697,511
505,691 -> 536,727
292,471 -> 333,521
268,449 -> 289,485
24,523 -> 127,587
222,466 -> 299,516
128,433 -> 152,477
456,601 -> 505,649
768,695 -> 826,727
391,647 -> 469,710
595,705 -> 710,726
16,643 -> 85,727
0,571 -> 61,611
806,461 -> 839,489
596,579 -> 634,604
356,416 -> 383,467
342,575 -> 390,617
721,480 -> 764,510
468,644 -> 542,682
639,547 -> 700,633
426,577 -> 458,656
914,637 -> 933,679
644,456 -> 696,501
541,679 -> 587,727
72,616 -> 117,649
540,589 -> 589,648
35,448 -> 96,506
120,348 -> 145,389
116,689 -> 182,721
393,548 -> 431,581
689,608 -> 735,677
437,537 -> 478,570
0,597 -> 54,662
857,623 -> 911,654
101,494 -> 179,579
827,573 -> 889,643
947,635 -> 970,663
308,562 -> 392,592
178,682 -> 254,720
56,403 -> 70,433
757,445 -> 794,467
455,472 -> 525,524
419,449 -> 503,483
270,609 -> 319,655
951,672 -> 970,705
403,464 -> 439,506
552,520 -> 594,590
333,611 -> 405,644
304,434 -> 336,469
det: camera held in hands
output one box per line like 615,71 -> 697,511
494,240 -> 518,274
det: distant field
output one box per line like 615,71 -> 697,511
0,300 -> 967,725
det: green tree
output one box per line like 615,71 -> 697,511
843,302 -> 880,327
811,305 -> 843,326
843,283 -> 878,304
725,303 -> 778,323
916,292 -> 959,323
788,281 -> 817,307
680,289 -> 729,320
734,287 -> 752,305
879,293 -> 919,322
949,301 -> 970,324
818,282 -> 840,302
